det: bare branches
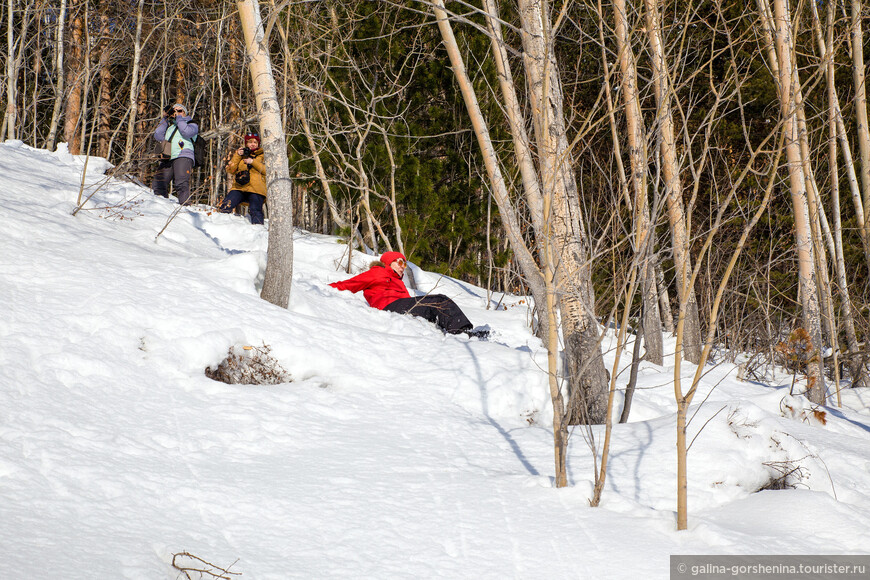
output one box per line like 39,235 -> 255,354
172,551 -> 241,580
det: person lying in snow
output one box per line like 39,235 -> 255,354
329,251 -> 489,338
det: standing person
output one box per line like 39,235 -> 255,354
329,252 -> 488,338
152,103 -> 199,205
219,133 -> 267,225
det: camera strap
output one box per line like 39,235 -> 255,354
160,125 -> 179,159
165,126 -> 179,143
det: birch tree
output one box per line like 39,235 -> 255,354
759,0 -> 826,404
612,0 -> 664,365
238,0 -> 294,308
431,0 -> 610,435
641,0 -> 702,364
46,0 -> 67,151
4,0 -> 15,140
850,0 -> 870,226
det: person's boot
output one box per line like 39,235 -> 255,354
464,326 -> 490,340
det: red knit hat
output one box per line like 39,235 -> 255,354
244,133 -> 260,147
380,251 -> 406,267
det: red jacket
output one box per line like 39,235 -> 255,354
329,263 -> 410,310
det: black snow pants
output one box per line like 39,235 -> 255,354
383,294 -> 473,334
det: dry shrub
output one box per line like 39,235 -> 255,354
758,458 -> 808,492
775,328 -> 817,372
780,397 -> 828,426
172,551 -> 241,579
205,344 -> 291,385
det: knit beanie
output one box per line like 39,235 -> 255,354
244,133 -> 260,147
380,252 -> 406,267
173,103 -> 187,116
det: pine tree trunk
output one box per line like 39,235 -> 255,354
238,0 -> 295,308
63,6 -> 83,154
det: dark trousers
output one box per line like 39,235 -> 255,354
219,190 -> 266,225
152,157 -> 194,205
384,294 -> 473,334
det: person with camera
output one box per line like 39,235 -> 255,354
219,133 -> 267,225
152,103 -> 199,205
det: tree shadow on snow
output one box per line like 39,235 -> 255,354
461,342 -> 540,477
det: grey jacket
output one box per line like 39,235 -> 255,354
153,115 -> 199,161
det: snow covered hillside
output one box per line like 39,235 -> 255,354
2,140 -> 870,579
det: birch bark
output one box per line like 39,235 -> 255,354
613,0 -> 664,364
45,0 -> 67,151
642,0 -> 701,363
238,0 -> 295,308
768,0 -> 826,404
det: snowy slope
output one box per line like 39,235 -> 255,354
1,140 -> 869,579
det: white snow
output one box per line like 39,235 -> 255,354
2,140 -> 869,578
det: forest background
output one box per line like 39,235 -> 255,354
4,0 -> 870,409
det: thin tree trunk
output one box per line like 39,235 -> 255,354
5,0 -> 15,140
850,0 -> 870,227
675,138 -> 783,530
515,0 -> 610,423
4,0 -> 35,141
97,3 -> 111,158
286,56 -> 347,232
614,0 -> 663,365
124,0 -> 145,163
769,0 -> 826,404
238,0 -> 295,308
642,0 -> 701,363
63,5 -> 83,154
820,0 -> 861,390
46,0 -> 67,150
378,125 -> 405,257
78,0 -> 90,155
431,0 -> 547,315
656,261 -> 675,334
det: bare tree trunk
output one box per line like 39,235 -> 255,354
379,126 -> 405,256
675,138 -> 783,529
768,0 -> 826,404
433,2 -> 601,483
78,0 -> 91,155
850,0 -> 870,226
124,0 -> 145,163
238,0 -> 294,308
817,0 -> 862,391
45,0 -> 67,151
430,0 -> 547,313
5,0 -> 15,140
642,0 -> 701,363
656,262 -> 675,334
63,4 -> 83,154
613,0 -> 663,365
96,2 -> 111,158
285,56 -> 347,231
515,0 -> 610,423
4,0 -> 35,141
